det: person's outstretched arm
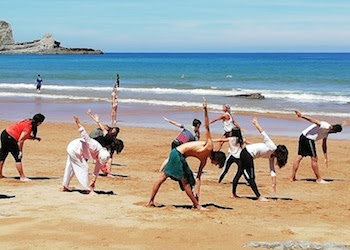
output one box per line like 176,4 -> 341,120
295,110 -> 321,126
252,117 -> 264,134
163,117 -> 182,128
203,98 -> 212,145
73,116 -> 83,129
209,114 -> 226,124
322,138 -> 328,168
87,109 -> 108,136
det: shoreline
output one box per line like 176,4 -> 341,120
0,100 -> 349,140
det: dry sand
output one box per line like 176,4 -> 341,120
0,120 -> 349,249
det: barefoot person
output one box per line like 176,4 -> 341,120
235,117 -> 288,201
159,117 -> 201,172
210,104 -> 241,150
62,116 -> 110,194
291,110 -> 342,183
214,127 -> 248,184
88,86 -> 124,176
0,114 -> 45,181
147,98 -> 226,210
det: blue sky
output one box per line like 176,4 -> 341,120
2,0 -> 350,52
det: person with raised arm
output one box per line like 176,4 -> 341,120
147,98 -> 226,210
62,116 -> 110,194
158,117 -> 201,172
235,117 -> 288,201
291,110 -> 342,183
210,104 -> 241,150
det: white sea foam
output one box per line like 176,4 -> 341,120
1,83 -> 349,104
0,90 -> 349,118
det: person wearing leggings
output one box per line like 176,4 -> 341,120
0,114 -> 45,181
233,117 -> 288,201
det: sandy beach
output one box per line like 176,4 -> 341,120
0,119 -> 349,249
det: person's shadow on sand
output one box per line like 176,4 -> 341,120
99,173 -> 129,178
297,178 -> 345,182
9,176 -> 59,180
0,194 -> 15,199
64,189 -> 117,195
150,203 -> 233,210
239,196 -> 293,201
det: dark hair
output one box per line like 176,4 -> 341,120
112,138 -> 124,154
108,126 -> 120,137
192,119 -> 201,127
231,127 -> 244,147
275,145 -> 288,168
31,113 -> 45,139
211,151 -> 226,168
332,124 -> 342,133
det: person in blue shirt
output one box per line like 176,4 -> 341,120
36,74 -> 43,93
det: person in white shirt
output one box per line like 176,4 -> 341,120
291,110 -> 342,183
210,104 -> 241,150
62,116 -> 110,194
237,117 -> 288,201
214,127 -> 250,195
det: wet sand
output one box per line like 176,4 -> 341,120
0,120 -> 349,249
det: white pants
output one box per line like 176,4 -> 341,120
62,144 -> 90,190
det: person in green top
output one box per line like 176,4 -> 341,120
147,98 -> 226,210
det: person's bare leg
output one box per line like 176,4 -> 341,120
106,158 -> 113,177
310,157 -> 328,183
0,161 -> 4,178
111,88 -> 118,127
159,158 -> 169,172
15,162 -> 30,181
182,179 -> 206,210
147,173 -> 168,207
291,155 -> 303,181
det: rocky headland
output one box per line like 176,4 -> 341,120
0,21 -> 103,54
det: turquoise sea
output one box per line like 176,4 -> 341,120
0,53 -> 349,138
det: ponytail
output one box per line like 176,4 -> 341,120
31,114 -> 45,138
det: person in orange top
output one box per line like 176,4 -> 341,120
0,114 -> 45,181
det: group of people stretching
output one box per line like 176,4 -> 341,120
0,79 -> 124,195
0,87 -> 343,208
147,100 -> 342,210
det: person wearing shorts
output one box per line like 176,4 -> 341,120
291,110 -> 342,183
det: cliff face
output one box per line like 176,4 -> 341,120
0,21 -> 103,54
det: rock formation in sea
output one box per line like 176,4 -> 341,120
0,21 -> 103,54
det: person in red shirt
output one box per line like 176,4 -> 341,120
0,114 -> 45,181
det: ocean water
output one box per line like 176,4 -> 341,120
0,53 -> 349,119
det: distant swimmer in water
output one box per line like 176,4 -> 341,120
181,74 -> 185,78
225,75 -> 232,78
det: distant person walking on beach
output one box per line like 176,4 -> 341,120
36,74 -> 43,93
0,114 -> 45,181
62,116 -> 110,194
210,104 -> 241,150
159,117 -> 201,172
291,110 -> 342,183
147,98 -> 226,210
234,117 -> 288,201
115,74 -> 120,88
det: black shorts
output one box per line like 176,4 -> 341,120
171,140 -> 183,149
298,134 -> 317,157
0,130 -> 22,162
